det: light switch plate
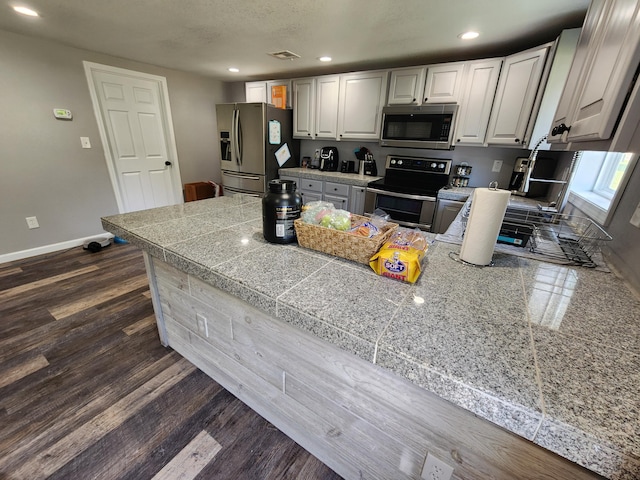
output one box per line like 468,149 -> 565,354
492,160 -> 503,172
630,201 -> 640,228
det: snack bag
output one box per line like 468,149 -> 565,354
369,229 -> 429,283
348,208 -> 390,238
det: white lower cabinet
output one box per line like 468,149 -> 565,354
350,186 -> 367,215
279,172 -> 369,213
433,199 -> 465,234
297,178 -> 324,204
323,181 -> 350,210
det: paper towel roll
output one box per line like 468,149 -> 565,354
459,188 -> 511,266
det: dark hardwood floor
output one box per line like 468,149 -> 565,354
0,242 -> 342,480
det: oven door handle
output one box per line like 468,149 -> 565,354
366,187 -> 436,202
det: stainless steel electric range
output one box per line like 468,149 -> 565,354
364,155 -> 452,231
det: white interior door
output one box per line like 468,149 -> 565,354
84,62 -> 182,213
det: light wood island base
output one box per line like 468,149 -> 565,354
144,252 -> 602,480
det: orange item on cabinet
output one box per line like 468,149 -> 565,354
271,85 -> 287,109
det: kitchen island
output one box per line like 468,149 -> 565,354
102,194 -> 639,480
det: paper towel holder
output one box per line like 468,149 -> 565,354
448,251 -> 494,268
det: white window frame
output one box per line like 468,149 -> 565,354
593,152 -> 630,199
568,151 -> 637,226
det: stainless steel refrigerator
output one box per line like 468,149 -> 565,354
216,102 -> 298,196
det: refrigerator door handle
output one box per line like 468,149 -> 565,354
237,111 -> 243,166
223,172 -> 261,181
232,108 -> 241,165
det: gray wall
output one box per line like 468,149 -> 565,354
598,161 -> 640,291
0,29 -> 231,258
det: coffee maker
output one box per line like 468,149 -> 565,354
319,147 -> 339,171
509,157 -> 556,197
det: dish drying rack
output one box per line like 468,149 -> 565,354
461,205 -> 613,267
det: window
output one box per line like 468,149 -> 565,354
568,151 -> 637,225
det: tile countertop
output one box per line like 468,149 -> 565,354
101,194 -> 640,479
278,167 -> 381,186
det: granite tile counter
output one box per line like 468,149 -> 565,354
102,194 -> 640,479
278,167 -> 381,186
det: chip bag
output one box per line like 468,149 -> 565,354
369,229 -> 429,283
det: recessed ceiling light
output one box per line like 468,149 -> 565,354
318,56 -> 332,62
13,6 -> 39,17
458,31 -> 479,40
228,67 -> 239,73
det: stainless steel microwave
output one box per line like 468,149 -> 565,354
380,104 -> 458,150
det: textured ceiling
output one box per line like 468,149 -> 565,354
0,0 -> 590,81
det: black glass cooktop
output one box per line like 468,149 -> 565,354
367,172 -> 449,197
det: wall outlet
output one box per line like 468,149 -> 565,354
421,453 -> 454,480
26,216 -> 40,229
196,313 -> 209,337
492,160 -> 503,172
80,137 -> 91,149
630,201 -> 640,228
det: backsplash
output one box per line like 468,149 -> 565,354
298,139 -> 573,195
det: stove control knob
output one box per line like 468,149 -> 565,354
430,162 -> 437,168
438,163 -> 445,170
397,160 -> 403,165
390,159 -> 396,165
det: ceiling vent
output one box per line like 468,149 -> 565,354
268,50 -> 301,60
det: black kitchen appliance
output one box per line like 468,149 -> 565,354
364,155 -> 452,231
363,159 -> 378,176
340,160 -> 356,173
319,147 -> 339,171
509,156 -> 558,198
380,104 -> 458,150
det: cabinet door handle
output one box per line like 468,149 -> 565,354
424,97 -> 428,102
412,98 -> 416,103
515,138 -> 520,143
551,123 -> 571,136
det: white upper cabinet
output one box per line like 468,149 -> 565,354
315,76 -> 340,139
548,0 -> 640,145
423,62 -> 466,103
292,78 -> 316,138
337,71 -> 388,140
245,82 -> 267,103
245,80 -> 292,107
453,59 -> 503,146
387,67 -> 426,105
485,45 -> 550,146
527,29 -> 581,149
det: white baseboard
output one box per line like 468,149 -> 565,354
0,233 -> 115,265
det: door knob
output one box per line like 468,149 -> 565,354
165,161 -> 172,166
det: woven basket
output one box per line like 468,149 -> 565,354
294,214 -> 398,264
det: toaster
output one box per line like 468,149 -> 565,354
319,147 -> 339,171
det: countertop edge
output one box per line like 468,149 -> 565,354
100,200 -> 640,479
